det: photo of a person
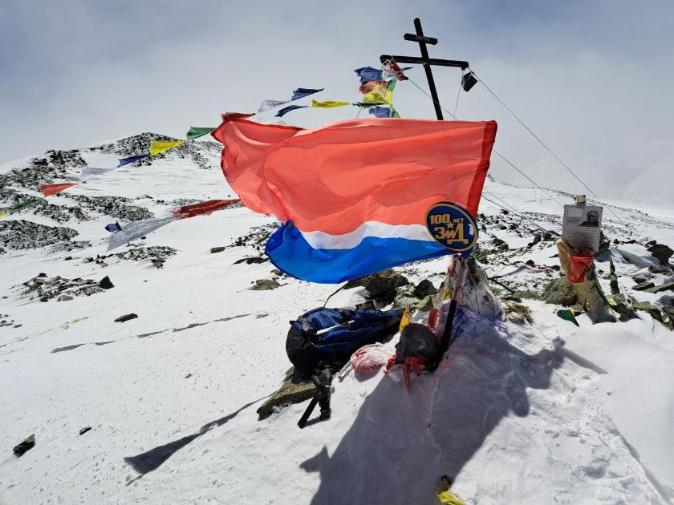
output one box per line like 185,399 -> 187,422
580,209 -> 600,227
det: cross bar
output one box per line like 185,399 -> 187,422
403,33 -> 437,45
380,54 -> 469,70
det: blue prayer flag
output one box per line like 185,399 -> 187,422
118,154 -> 149,167
354,66 -> 383,84
105,222 -> 122,233
290,88 -> 324,100
368,106 -> 392,118
276,105 -> 307,117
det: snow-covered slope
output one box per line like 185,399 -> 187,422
1,136 -> 673,505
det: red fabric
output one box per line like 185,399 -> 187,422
567,250 -> 593,283
172,199 -> 239,219
211,116 -> 497,235
40,183 -> 75,197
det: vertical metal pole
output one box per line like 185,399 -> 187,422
414,18 -> 444,120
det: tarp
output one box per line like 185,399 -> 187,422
172,199 -> 239,218
212,117 -> 497,283
149,140 -> 185,157
186,127 -> 215,140
40,183 -> 76,197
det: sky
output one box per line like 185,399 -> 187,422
1,0 -> 673,205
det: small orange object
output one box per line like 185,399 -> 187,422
567,250 -> 593,283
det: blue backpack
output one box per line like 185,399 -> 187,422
286,307 -> 402,379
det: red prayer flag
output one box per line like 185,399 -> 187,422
40,183 -> 76,197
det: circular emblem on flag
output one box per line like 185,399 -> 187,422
426,202 -> 478,252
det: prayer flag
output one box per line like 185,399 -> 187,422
40,183 -> 76,197
311,99 -> 351,108
257,99 -> 288,113
290,88 -> 324,100
276,105 -> 307,117
186,127 -> 215,140
149,140 -> 185,157
354,67 -> 383,84
368,106 -> 393,118
118,154 -> 150,167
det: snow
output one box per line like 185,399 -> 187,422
1,137 -> 674,504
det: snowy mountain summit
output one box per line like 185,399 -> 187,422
1,134 -> 674,505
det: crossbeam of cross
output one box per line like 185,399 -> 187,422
380,18 -> 469,120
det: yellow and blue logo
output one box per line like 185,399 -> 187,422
426,202 -> 478,253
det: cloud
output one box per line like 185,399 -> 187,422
1,0 -> 673,205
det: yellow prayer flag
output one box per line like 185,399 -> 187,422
0,210 -> 7,218
310,99 -> 351,109
361,88 -> 393,105
399,306 -> 411,333
149,140 -> 185,157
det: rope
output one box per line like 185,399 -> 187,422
472,71 -> 625,225
453,80 -> 462,117
405,74 -> 566,208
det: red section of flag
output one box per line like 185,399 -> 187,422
40,183 -> 76,197
211,116 -> 497,235
172,199 -> 239,219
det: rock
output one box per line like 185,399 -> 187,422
210,246 -> 226,253
13,434 -> 35,456
647,243 -> 673,266
251,279 -> 280,290
234,256 -> 268,264
257,375 -> 316,420
344,270 -> 409,305
644,282 -> 674,294
57,295 -> 73,302
98,276 -> 114,289
632,272 -> 652,284
504,301 -> 533,324
79,426 -> 92,436
633,281 -> 655,291
115,313 -> 138,323
412,279 -> 437,299
542,278 -> 577,306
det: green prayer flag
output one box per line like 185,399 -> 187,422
556,309 -> 580,327
186,127 -> 216,140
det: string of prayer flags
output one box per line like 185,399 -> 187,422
354,67 -> 383,84
276,105 -> 307,117
186,127 -> 215,140
118,154 -> 150,167
311,99 -> 351,109
290,88 -> 324,100
149,140 -> 185,157
40,183 -> 76,197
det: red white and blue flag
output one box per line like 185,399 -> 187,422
212,116 -> 497,283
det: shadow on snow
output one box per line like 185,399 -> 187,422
301,311 -> 563,505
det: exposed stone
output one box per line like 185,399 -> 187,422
98,276 -> 114,289
412,279 -> 437,299
634,281 -> 655,291
251,279 -> 280,290
79,426 -> 92,436
647,243 -> 673,266
115,313 -> 138,323
13,434 -> 35,456
257,375 -> 316,420
210,247 -> 226,254
542,278 -> 577,306
234,256 -> 268,264
644,282 -> 674,294
344,270 -> 409,305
